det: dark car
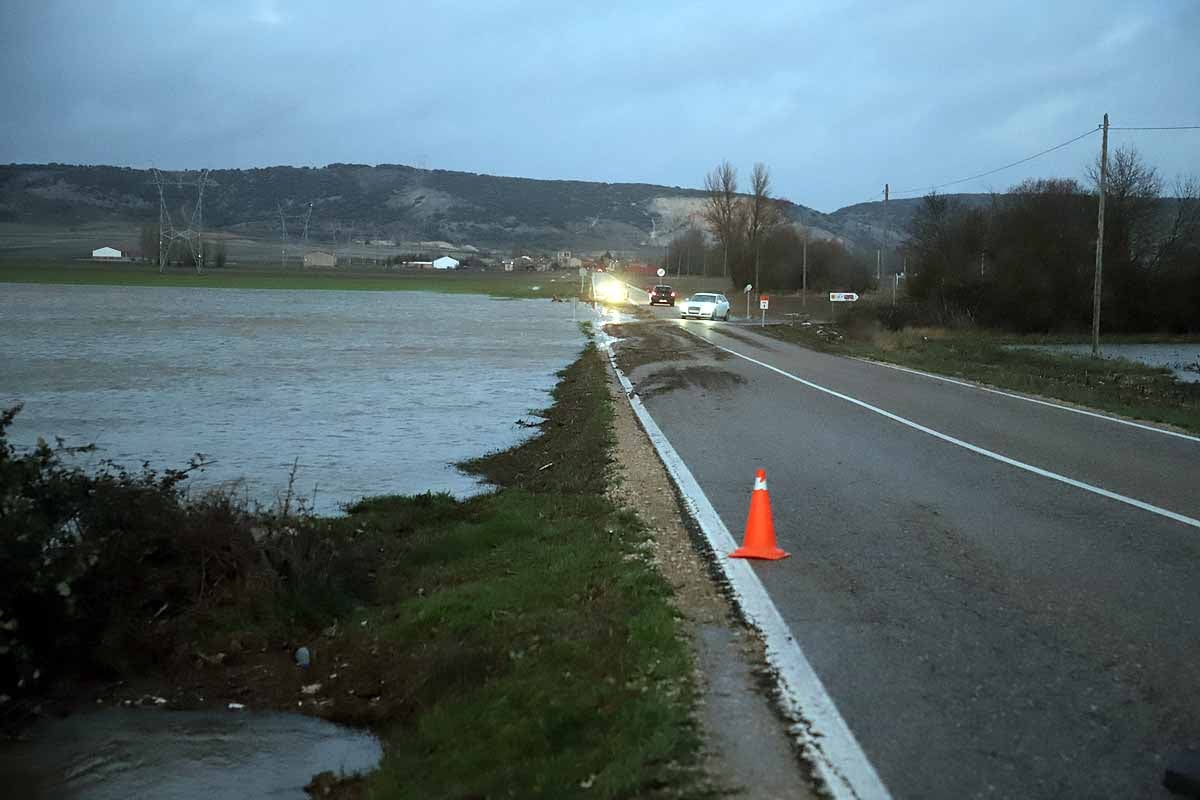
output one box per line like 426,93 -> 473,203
649,285 -> 676,306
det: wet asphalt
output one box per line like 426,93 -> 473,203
624,306 -> 1200,799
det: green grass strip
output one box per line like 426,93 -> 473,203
761,324 -> 1200,434
340,344 -> 707,798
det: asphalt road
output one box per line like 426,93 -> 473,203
620,303 -> 1200,799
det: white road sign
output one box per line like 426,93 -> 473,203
656,268 -> 666,277
759,295 -> 769,310
829,292 -> 859,302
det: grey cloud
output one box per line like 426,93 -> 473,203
0,0 -> 1196,211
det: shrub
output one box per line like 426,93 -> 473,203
0,406 -> 374,697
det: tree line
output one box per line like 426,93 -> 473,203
678,151 -> 1197,333
658,162 -> 874,293
905,147 -> 1199,333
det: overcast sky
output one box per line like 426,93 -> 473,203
1,0 -> 1196,212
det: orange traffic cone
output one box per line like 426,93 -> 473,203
730,469 -> 789,560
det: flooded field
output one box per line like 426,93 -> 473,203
0,709 -> 381,799
0,283 -> 586,512
1015,342 -> 1200,383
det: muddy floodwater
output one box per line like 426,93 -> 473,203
1014,342 -> 1200,383
0,283 -> 586,512
0,709 -> 382,799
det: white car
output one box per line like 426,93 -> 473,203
680,292 -> 731,321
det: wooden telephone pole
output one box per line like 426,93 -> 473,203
1091,113 -> 1109,357
882,183 -> 889,280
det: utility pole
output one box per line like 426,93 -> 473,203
300,203 -> 313,268
158,197 -> 167,272
882,183 -> 889,279
196,189 -> 204,272
980,251 -> 985,277
754,242 -> 761,299
278,204 -> 288,268
1092,113 -> 1109,357
876,249 -> 881,283
802,237 -> 808,308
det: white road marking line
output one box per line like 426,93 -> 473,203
604,343 -> 892,800
855,357 -> 1200,444
710,343 -> 1200,531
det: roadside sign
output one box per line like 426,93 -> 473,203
578,267 -> 587,278
656,267 -> 666,277
829,292 -> 859,302
743,284 -> 753,294
759,295 -> 769,310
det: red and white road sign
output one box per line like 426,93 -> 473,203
829,292 -> 859,302
759,294 -> 769,310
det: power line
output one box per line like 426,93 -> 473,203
842,119 -> 1197,210
891,126 -> 1101,197
836,189 -> 886,211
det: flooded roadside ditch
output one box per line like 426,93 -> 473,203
0,709 -> 382,799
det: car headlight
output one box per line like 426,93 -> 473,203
598,283 -> 624,302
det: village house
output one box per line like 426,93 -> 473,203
304,250 -> 337,268
91,246 -> 123,260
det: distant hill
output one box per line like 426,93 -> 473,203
0,161 -> 988,256
826,193 -> 998,251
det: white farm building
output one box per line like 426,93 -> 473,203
304,250 -> 337,268
91,246 -> 123,260
432,256 -> 459,270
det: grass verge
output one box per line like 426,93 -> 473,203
0,262 -> 583,300
3,342 -> 707,798
357,342 -> 704,798
757,319 -> 1200,433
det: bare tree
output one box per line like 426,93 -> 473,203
211,240 -> 228,268
1150,175 -> 1200,271
703,161 -> 739,279
139,223 -> 159,264
1088,146 -> 1163,264
745,163 -> 783,290
667,227 -> 706,276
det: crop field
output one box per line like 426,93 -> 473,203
0,223 -> 481,267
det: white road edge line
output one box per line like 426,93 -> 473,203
854,357 -> 1200,444
711,342 -> 1200,531
602,339 -> 892,800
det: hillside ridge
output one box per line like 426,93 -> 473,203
0,161 -> 982,254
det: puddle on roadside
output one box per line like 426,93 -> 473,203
0,709 -> 382,799
1010,343 -> 1200,383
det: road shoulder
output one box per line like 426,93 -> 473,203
605,363 -> 817,800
